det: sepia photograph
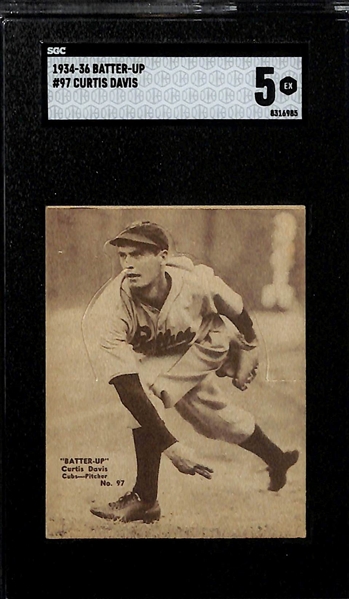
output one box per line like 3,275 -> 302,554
46,205 -> 305,539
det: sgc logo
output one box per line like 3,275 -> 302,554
47,47 -> 66,55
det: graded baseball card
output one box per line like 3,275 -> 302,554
2,3 -> 348,599
46,205 -> 305,539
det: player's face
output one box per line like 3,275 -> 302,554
117,244 -> 167,289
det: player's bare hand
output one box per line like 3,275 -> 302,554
164,442 -> 214,479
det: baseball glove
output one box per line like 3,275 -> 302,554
216,334 -> 259,391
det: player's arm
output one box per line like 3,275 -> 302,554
211,275 -> 259,390
99,306 -> 177,450
212,276 -> 257,343
111,374 -> 213,478
101,304 -> 213,477
226,307 -> 257,343
95,303 -> 171,447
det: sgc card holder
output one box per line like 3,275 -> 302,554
2,1 -> 348,598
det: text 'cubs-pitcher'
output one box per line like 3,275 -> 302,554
84,221 -> 299,523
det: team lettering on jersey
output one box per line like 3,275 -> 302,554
132,325 -> 196,355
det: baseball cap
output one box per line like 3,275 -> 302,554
109,221 -> 169,251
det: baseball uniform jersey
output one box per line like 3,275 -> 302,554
83,254 -> 255,442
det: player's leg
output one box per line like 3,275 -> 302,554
90,426 -> 162,522
132,427 -> 161,505
174,378 -> 299,492
238,425 -> 299,491
173,382 -> 255,445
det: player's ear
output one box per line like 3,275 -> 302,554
159,249 -> 168,262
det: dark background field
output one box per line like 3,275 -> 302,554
4,12 -> 348,598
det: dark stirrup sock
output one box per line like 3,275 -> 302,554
239,425 -> 285,467
132,427 -> 162,505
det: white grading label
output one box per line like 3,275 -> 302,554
46,51 -> 303,120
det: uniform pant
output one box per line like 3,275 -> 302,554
135,323 -> 256,445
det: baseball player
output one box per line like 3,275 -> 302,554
84,221 -> 299,523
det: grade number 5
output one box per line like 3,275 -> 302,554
255,67 -> 275,107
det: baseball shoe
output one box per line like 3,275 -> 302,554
267,450 -> 299,492
90,491 -> 161,523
